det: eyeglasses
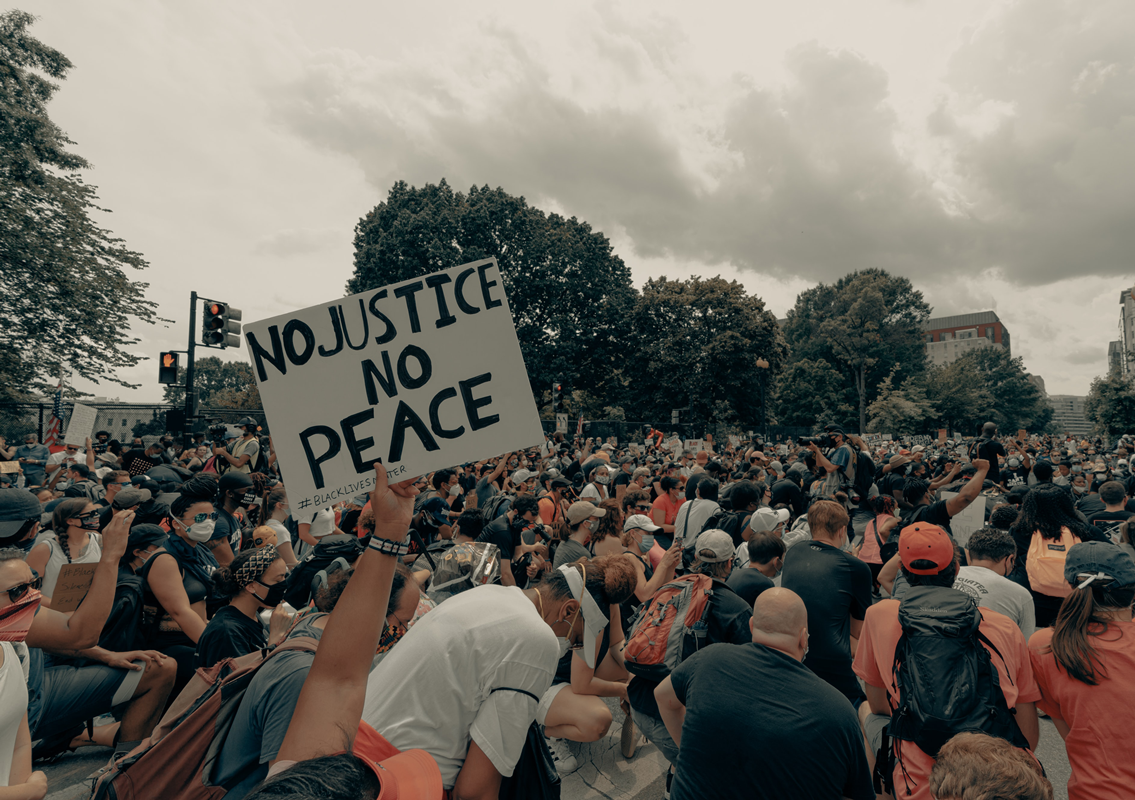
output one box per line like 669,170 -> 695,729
75,510 -> 100,522
3,576 -> 42,603
187,511 -> 217,524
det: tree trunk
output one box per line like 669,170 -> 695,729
857,366 -> 867,434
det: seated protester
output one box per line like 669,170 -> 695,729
0,593 -> 44,797
929,732 -> 1053,800
1028,542 -> 1135,800
854,523 -> 1041,800
726,531 -> 784,606
538,476 -> 572,527
901,458 -> 991,535
194,546 -> 292,670
1085,480 -> 1132,544
139,475 -> 219,690
673,477 -> 721,562
989,502 -> 1020,531
26,498 -> 103,601
780,499 -> 872,708
373,563 -> 429,666
234,464 -> 444,800
718,479 -> 761,547
208,471 -> 254,567
361,555 -> 623,798
552,501 -> 603,571
650,476 -> 683,550
594,514 -> 679,642
257,488 -> 297,567
282,521 -> 364,610
1008,483 -> 1109,628
476,494 -> 547,586
6,510 -> 178,763
538,559 -> 637,773
655,589 -> 874,800
858,493 -> 900,590
580,463 -> 610,503
98,470 -> 132,510
733,507 -> 788,568
626,530 -> 752,777
120,442 -> 165,478
62,463 -> 102,503
410,495 -> 452,550
955,527 -> 1036,640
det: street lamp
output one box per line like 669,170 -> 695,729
755,358 -> 769,441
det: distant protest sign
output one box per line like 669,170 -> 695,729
244,258 -> 544,514
64,403 -> 97,447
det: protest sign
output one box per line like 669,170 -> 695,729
64,403 -> 97,446
1017,429 -> 1027,441
937,429 -> 947,445
51,563 -> 97,612
664,436 -> 682,453
941,491 -> 985,548
728,435 -> 740,448
685,439 -> 703,453
244,258 -> 544,514
0,462 -> 19,474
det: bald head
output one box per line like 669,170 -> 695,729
750,588 -> 809,661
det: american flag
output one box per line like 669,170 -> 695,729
44,381 -> 64,449
576,413 -> 584,437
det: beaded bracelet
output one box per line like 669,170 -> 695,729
367,537 -> 410,557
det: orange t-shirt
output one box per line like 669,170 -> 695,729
651,494 -> 682,527
1029,621 -> 1135,800
852,598 -> 1040,800
538,495 -> 566,526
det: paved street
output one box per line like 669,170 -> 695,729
41,698 -> 1071,800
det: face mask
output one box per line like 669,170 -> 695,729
0,590 -> 43,642
79,516 -> 101,531
595,474 -> 610,485
181,518 -> 215,542
377,621 -> 408,654
1072,466 -> 1082,473
1073,485 -> 1087,494
241,492 -> 257,506
252,580 -> 287,608
1007,459 -> 1020,469
556,636 -> 572,659
638,533 -> 655,554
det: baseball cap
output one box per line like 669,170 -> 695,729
1064,541 -> 1135,590
619,456 -> 636,466
112,487 -> 152,510
566,501 -> 606,526
219,472 -> 254,492
600,444 -> 615,452
125,523 -> 168,554
693,529 -> 734,563
748,507 -> 789,534
912,445 -> 926,453
0,489 -> 41,538
511,469 -> 533,485
623,514 -> 661,533
328,723 -> 443,800
550,476 -> 572,489
899,523 -> 954,575
418,497 -> 450,528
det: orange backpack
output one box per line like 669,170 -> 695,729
1026,526 -> 1079,598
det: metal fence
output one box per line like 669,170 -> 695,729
0,402 -> 267,443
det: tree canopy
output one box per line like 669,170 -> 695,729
349,180 -> 637,407
0,11 -> 160,402
1085,372 -> 1135,437
162,356 -> 261,409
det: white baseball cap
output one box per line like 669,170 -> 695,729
623,514 -> 661,533
748,507 -> 789,533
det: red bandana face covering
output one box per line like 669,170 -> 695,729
0,590 -> 43,642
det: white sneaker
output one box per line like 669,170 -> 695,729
544,734 -> 579,776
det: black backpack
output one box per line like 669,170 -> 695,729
870,518 -> 899,565
98,568 -> 149,654
699,508 -> 748,547
481,493 -> 513,524
883,586 -> 1029,789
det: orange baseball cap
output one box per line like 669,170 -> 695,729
899,523 -> 954,575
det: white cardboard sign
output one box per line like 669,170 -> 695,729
941,491 -> 985,548
244,258 -> 544,513
63,403 -> 97,446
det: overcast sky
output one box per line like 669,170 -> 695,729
23,0 -> 1134,401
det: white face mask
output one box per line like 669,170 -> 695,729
556,637 -> 572,658
638,533 -> 655,554
595,474 -> 610,485
180,518 -> 215,543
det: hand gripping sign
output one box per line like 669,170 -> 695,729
244,258 -> 544,513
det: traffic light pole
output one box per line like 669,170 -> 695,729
182,291 -> 198,448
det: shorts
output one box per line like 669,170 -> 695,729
864,712 -> 889,754
36,661 -> 145,740
630,706 -> 679,765
536,682 -> 569,726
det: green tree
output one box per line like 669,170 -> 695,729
921,364 -> 991,435
349,180 -> 636,408
623,276 -> 786,428
163,356 -> 260,408
771,358 -> 852,429
1085,372 -> 1135,436
131,409 -> 165,439
930,348 -> 1051,434
867,372 -> 937,435
783,269 -> 930,433
0,11 -> 161,402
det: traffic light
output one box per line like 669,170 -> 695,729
552,381 -> 564,412
158,351 -> 179,384
203,301 -> 242,348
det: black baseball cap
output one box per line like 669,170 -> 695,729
0,489 -> 41,538
1065,542 -> 1135,589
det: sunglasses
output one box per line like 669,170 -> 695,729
4,575 -> 42,603
187,511 -> 218,524
634,504 -> 652,511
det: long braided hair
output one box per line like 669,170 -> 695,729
51,497 -> 89,564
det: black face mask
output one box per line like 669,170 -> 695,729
253,580 -> 287,608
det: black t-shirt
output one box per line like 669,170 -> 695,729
1003,466 -> 1030,489
476,515 -> 518,561
669,642 -> 874,800
769,479 -> 805,517
725,568 -> 774,607
1075,493 -> 1106,518
194,605 -> 267,670
879,471 -> 906,499
626,578 -> 752,720
976,439 -> 1007,484
612,469 -> 633,490
780,541 -> 872,671
901,499 -> 953,536
1087,509 -> 1133,543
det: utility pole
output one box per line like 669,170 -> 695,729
182,291 -> 198,448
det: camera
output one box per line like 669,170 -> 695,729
208,422 -> 229,446
797,434 -> 837,449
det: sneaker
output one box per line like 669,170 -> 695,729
620,710 -> 637,759
544,734 -> 579,776
663,767 -> 673,800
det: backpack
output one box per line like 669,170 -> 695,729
1026,526 -> 1080,598
885,586 -> 1029,784
699,508 -> 747,547
90,636 -> 320,800
481,493 -> 512,524
871,518 -> 899,565
623,574 -> 714,682
98,569 -> 149,654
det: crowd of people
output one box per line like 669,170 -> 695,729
1,415 -> 1134,799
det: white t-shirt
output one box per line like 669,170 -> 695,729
32,531 -> 103,598
361,584 -> 558,789
0,642 -> 28,786
673,499 -> 721,545
580,483 -> 605,502
953,565 -> 1037,641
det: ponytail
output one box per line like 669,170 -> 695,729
535,554 -> 637,608
1049,583 -> 1135,685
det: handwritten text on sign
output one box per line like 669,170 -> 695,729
244,259 -> 544,513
